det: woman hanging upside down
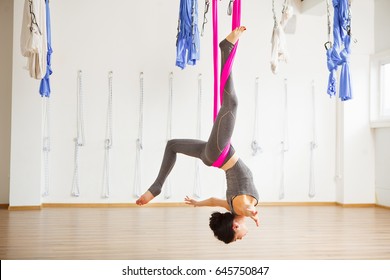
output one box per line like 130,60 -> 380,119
136,26 -> 259,244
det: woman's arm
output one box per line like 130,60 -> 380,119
185,196 -> 230,211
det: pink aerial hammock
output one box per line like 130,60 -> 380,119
211,0 -> 241,168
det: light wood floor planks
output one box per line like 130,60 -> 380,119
0,206 -> 389,260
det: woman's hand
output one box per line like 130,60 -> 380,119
184,196 -> 199,207
246,207 -> 260,227
250,212 -> 260,227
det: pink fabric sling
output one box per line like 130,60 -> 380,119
212,0 -> 241,168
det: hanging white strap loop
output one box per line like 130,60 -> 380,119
193,73 -> 203,198
251,76 -> 262,156
102,71 -> 113,198
279,78 -> 289,200
42,96 -> 51,197
309,80 -> 317,198
282,78 -> 289,151
134,72 -> 144,198
164,72 -> 174,199
71,70 -> 85,197
166,73 -> 174,146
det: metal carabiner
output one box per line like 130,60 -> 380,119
227,0 -> 234,16
324,41 -> 332,51
347,25 -> 351,36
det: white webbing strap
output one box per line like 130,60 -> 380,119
279,78 -> 289,200
71,70 -> 85,197
251,77 -> 262,156
326,0 -> 332,46
134,72 -> 144,198
309,80 -> 317,198
271,0 -> 279,29
102,71 -> 113,198
201,0 -> 210,37
193,73 -> 203,198
164,72 -> 174,199
42,96 -> 51,197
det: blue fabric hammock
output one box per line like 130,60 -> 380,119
39,0 -> 52,97
176,0 -> 200,69
326,0 -> 352,101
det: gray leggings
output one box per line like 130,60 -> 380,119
148,39 -> 237,197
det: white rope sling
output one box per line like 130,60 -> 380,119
193,73 -> 203,198
279,78 -> 289,200
164,72 -> 174,199
251,77 -> 262,156
134,72 -> 144,198
42,96 -> 51,197
309,80 -> 317,198
71,70 -> 85,197
102,71 -> 113,198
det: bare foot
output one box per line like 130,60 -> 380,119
136,191 -> 155,206
226,26 -> 246,45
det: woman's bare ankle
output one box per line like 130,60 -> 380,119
226,26 -> 246,44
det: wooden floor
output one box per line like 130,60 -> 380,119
0,206 -> 389,260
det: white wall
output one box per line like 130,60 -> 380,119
375,0 -> 390,53
10,0 -> 44,207
339,0 -> 376,204
9,0 -> 376,206
0,0 -> 13,204
375,128 -> 390,206
373,0 -> 390,207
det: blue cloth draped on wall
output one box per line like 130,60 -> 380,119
326,0 -> 352,101
176,0 -> 200,69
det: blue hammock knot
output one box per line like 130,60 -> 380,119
326,0 -> 352,101
327,49 -> 340,70
340,48 -> 350,64
176,0 -> 200,69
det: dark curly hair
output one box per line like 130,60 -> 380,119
209,211 -> 236,244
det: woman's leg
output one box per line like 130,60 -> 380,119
203,26 -> 245,163
136,139 -> 207,205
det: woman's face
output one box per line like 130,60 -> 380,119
233,216 -> 248,241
